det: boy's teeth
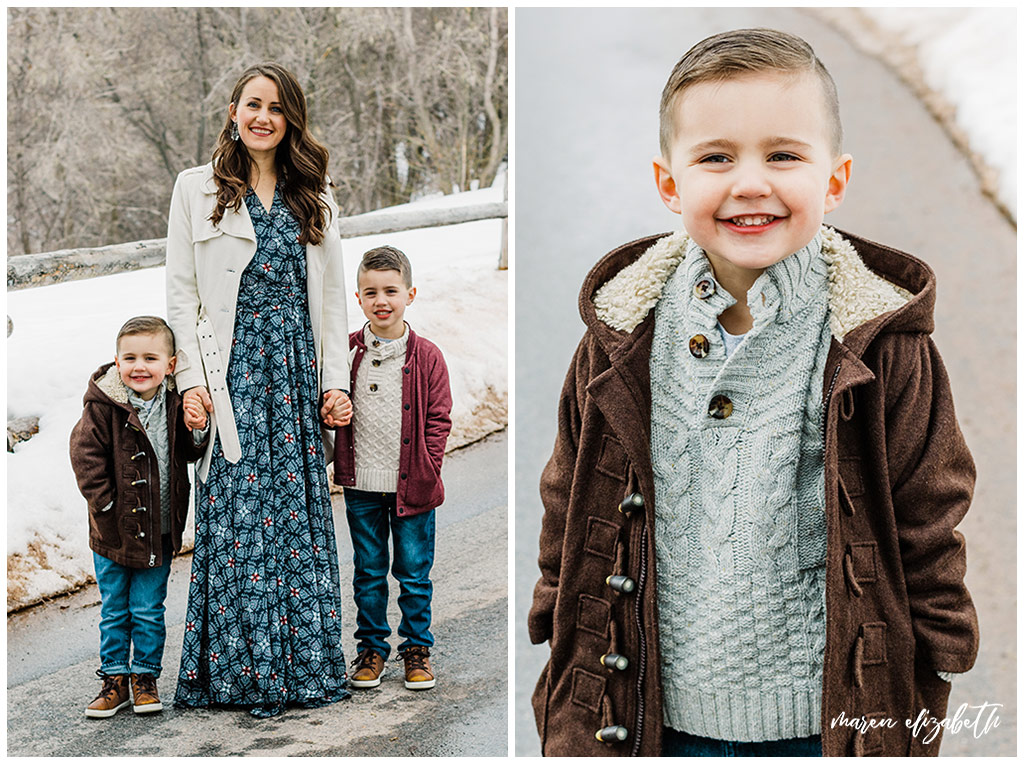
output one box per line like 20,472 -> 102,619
731,215 -> 775,226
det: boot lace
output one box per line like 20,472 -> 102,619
351,650 -> 380,670
134,673 -> 158,696
400,646 -> 430,672
95,669 -> 122,700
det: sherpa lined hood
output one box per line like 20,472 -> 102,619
579,226 -> 933,360
84,362 -> 176,409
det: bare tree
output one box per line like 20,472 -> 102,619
6,7 -> 508,255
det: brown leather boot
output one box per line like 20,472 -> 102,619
401,646 -> 435,690
130,673 -> 163,714
85,671 -> 130,718
350,650 -> 387,688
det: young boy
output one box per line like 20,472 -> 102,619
529,29 -> 978,757
70,316 -> 208,717
333,245 -> 453,691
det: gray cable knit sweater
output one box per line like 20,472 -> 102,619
650,234 -> 832,742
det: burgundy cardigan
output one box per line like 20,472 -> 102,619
333,326 -> 453,516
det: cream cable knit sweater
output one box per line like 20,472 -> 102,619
352,326 -> 408,493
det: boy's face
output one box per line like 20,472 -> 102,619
654,71 -> 852,285
356,268 -> 416,340
115,333 -> 176,401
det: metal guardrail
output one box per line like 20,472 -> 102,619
7,201 -> 508,291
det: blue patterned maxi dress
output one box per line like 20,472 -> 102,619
175,188 -> 349,717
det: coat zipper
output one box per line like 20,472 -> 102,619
630,523 -> 648,757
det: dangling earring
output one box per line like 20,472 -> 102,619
231,121 -> 240,141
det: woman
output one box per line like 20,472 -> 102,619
166,62 -> 352,717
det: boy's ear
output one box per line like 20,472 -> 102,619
824,153 -> 853,214
168,355 -> 177,375
653,157 -> 682,214
407,286 -> 416,304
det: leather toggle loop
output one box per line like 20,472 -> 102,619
844,550 -> 863,598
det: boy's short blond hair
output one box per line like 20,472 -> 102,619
659,28 -> 842,158
116,316 -> 175,356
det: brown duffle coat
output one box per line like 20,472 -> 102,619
528,228 -> 979,757
70,363 -> 208,568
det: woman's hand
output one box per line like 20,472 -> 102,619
321,389 -> 352,427
183,386 -> 213,431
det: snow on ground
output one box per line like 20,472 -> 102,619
847,8 -> 1016,217
6,180 -> 507,611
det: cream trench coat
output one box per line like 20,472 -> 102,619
165,163 -> 349,481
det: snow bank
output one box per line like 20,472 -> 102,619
6,181 -> 507,611
825,8 -> 1016,218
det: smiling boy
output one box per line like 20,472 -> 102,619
70,316 -> 208,718
333,245 -> 452,692
529,28 -> 978,757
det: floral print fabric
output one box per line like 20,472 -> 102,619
175,188 -> 349,717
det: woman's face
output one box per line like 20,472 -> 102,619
229,75 -> 288,158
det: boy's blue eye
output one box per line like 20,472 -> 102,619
699,154 -> 729,164
769,152 -> 800,162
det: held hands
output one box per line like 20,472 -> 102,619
183,386 -> 212,431
321,389 -> 353,428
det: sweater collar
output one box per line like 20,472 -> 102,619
593,226 -> 912,341
362,323 -> 410,360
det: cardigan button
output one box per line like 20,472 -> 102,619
369,384 -> 378,392
596,726 -> 628,743
372,359 -> 381,367
137,531 -> 146,538
618,493 -> 643,515
708,394 -> 733,419
403,438 -> 410,444
606,575 -> 635,593
689,334 -> 710,358
404,404 -> 410,410
404,368 -> 410,374
694,279 -> 715,299
401,473 -> 407,480
601,653 -> 629,671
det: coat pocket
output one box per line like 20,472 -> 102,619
88,496 -> 121,550
907,657 -> 952,755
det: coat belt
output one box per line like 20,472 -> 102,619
197,311 -> 241,470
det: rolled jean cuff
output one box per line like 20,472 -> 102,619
100,662 -> 131,676
132,660 -> 162,677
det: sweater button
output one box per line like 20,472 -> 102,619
404,404 -> 410,410
694,278 -> 715,299
372,359 -> 381,367
403,438 -> 410,444
401,473 -> 407,480
689,334 -> 710,358
708,394 -> 733,419
596,725 -> 628,743
404,368 -> 410,374
369,383 -> 378,392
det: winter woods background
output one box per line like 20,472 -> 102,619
7,6 -> 508,256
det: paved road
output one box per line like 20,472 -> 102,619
8,431 -> 507,756
515,8 -> 1014,757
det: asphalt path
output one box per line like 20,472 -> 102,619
8,430 -> 508,756
515,8 -> 1014,757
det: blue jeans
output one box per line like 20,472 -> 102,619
93,534 -> 173,676
343,489 -> 435,659
662,728 -> 823,757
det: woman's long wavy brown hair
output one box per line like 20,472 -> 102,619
210,62 -> 332,246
